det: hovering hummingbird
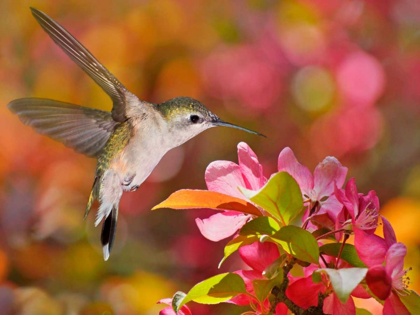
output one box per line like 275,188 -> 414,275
8,8 -> 264,260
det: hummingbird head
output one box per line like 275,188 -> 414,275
156,97 -> 265,145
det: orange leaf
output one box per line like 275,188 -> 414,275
152,189 -> 262,216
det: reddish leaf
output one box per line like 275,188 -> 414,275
286,276 -> 326,309
152,189 -> 262,216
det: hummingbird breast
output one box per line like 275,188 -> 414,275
112,112 -> 172,190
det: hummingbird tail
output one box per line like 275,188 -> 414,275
101,205 -> 118,261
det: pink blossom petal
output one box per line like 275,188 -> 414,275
195,212 -> 249,242
230,270 -> 263,305
278,147 -> 313,194
356,191 -> 380,234
320,194 -> 343,223
323,293 -> 355,315
382,216 -> 397,248
366,265 -> 392,300
237,142 -> 266,190
334,186 -> 351,211
383,292 -> 411,315
334,207 -> 346,241
354,228 -> 387,267
367,190 -> 380,211
159,307 -> 176,315
351,284 -> 371,299
313,156 -> 348,199
275,303 -> 288,315
303,263 -> 322,278
286,276 -> 326,309
239,241 -> 280,273
158,299 -> 193,315
205,161 -> 246,199
344,178 -> 360,218
385,243 -> 407,280
158,298 -> 172,305
309,213 -> 336,231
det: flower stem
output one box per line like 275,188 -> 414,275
302,201 -> 320,230
268,258 -> 327,315
316,228 -> 346,240
335,233 -> 350,269
320,253 -> 329,268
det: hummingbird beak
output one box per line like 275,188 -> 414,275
212,119 -> 266,138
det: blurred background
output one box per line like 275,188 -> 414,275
0,0 -> 419,314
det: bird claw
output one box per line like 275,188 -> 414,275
122,174 -> 135,186
130,185 -> 139,192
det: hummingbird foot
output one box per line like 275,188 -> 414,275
122,174 -> 135,187
130,185 -> 139,192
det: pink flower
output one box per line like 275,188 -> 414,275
363,217 -> 411,315
195,142 -> 266,242
158,298 -> 192,315
286,275 -> 327,309
285,257 -> 370,314
277,147 -> 347,224
354,216 -> 395,268
239,241 -> 280,274
286,274 -> 359,315
323,293 -> 356,315
201,45 -> 284,112
286,266 -> 372,315
230,242 -> 280,312
335,178 -> 380,233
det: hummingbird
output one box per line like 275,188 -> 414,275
8,8 -> 264,261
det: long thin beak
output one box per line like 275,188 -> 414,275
213,120 -> 266,138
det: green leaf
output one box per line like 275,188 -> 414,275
400,290 -> 420,315
312,271 -> 322,283
218,235 -> 257,268
271,226 -> 320,264
356,308 -> 373,315
172,291 -> 186,312
239,172 -> 303,225
175,273 -> 248,312
320,243 -> 366,268
252,273 -> 283,303
262,254 -> 287,279
318,268 -> 368,303
239,216 -> 280,236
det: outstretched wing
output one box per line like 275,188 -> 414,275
30,7 -> 130,122
8,98 -> 118,158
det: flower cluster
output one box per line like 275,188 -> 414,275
155,143 -> 418,315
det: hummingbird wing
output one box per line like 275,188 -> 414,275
8,98 -> 117,158
30,7 -> 132,122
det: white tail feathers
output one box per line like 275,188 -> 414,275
95,170 -> 123,226
103,244 -> 110,261
95,202 -> 113,227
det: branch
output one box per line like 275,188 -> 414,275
269,258 -> 327,315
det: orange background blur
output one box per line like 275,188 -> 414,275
0,1 -> 419,314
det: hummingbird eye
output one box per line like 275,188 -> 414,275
189,114 -> 200,124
